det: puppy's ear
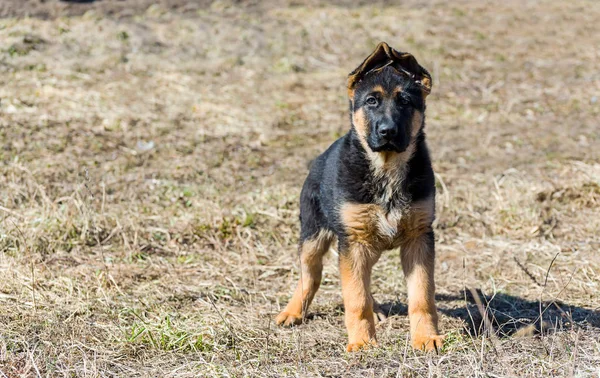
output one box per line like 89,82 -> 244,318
347,42 -> 390,98
347,42 -> 432,98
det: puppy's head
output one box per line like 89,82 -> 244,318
347,42 -> 432,154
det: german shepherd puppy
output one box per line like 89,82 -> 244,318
276,42 -> 443,352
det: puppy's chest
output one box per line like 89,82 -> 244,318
340,202 -> 408,248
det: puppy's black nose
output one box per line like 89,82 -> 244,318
378,124 -> 397,139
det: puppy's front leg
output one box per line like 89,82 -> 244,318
401,231 -> 444,351
340,244 -> 380,352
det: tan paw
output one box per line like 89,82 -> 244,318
411,333 -> 445,352
275,311 -> 303,327
346,339 -> 377,352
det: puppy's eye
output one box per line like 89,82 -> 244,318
365,96 -> 378,106
399,95 -> 410,105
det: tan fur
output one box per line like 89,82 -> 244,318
340,244 -> 381,352
399,196 -> 443,351
418,77 -> 432,98
352,108 -> 370,150
340,203 -> 381,246
276,230 -> 334,327
401,235 -> 442,351
341,196 -> 442,351
371,85 -> 384,94
347,88 -> 355,99
341,196 -> 434,250
399,195 -> 435,240
341,202 -> 407,248
410,110 -> 424,138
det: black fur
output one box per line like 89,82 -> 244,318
298,64 -> 435,252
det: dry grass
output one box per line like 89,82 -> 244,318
1,0 -> 599,376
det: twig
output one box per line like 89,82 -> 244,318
534,252 -> 559,336
543,252 -> 560,287
462,258 -> 479,349
513,256 -> 542,287
29,346 -> 42,378
533,265 -> 578,336
468,287 -> 499,355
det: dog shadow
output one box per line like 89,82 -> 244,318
379,289 -> 600,337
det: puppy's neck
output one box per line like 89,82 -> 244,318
369,146 -> 415,176
370,149 -> 411,208
348,130 -> 413,208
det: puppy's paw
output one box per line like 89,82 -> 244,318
346,339 -> 377,352
411,333 -> 445,352
275,311 -> 303,327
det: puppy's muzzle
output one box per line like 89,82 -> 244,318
377,122 -> 397,141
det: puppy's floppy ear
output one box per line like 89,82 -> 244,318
347,42 -> 432,98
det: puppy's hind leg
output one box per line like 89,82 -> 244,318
276,230 -> 333,327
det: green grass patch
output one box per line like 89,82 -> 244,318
127,314 -> 213,353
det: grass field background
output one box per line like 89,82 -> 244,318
1,0 -> 599,376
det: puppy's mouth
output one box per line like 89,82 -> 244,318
370,140 -> 406,153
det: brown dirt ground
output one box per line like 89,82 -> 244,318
1,0 -> 599,376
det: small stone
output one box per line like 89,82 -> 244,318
137,140 -> 155,152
